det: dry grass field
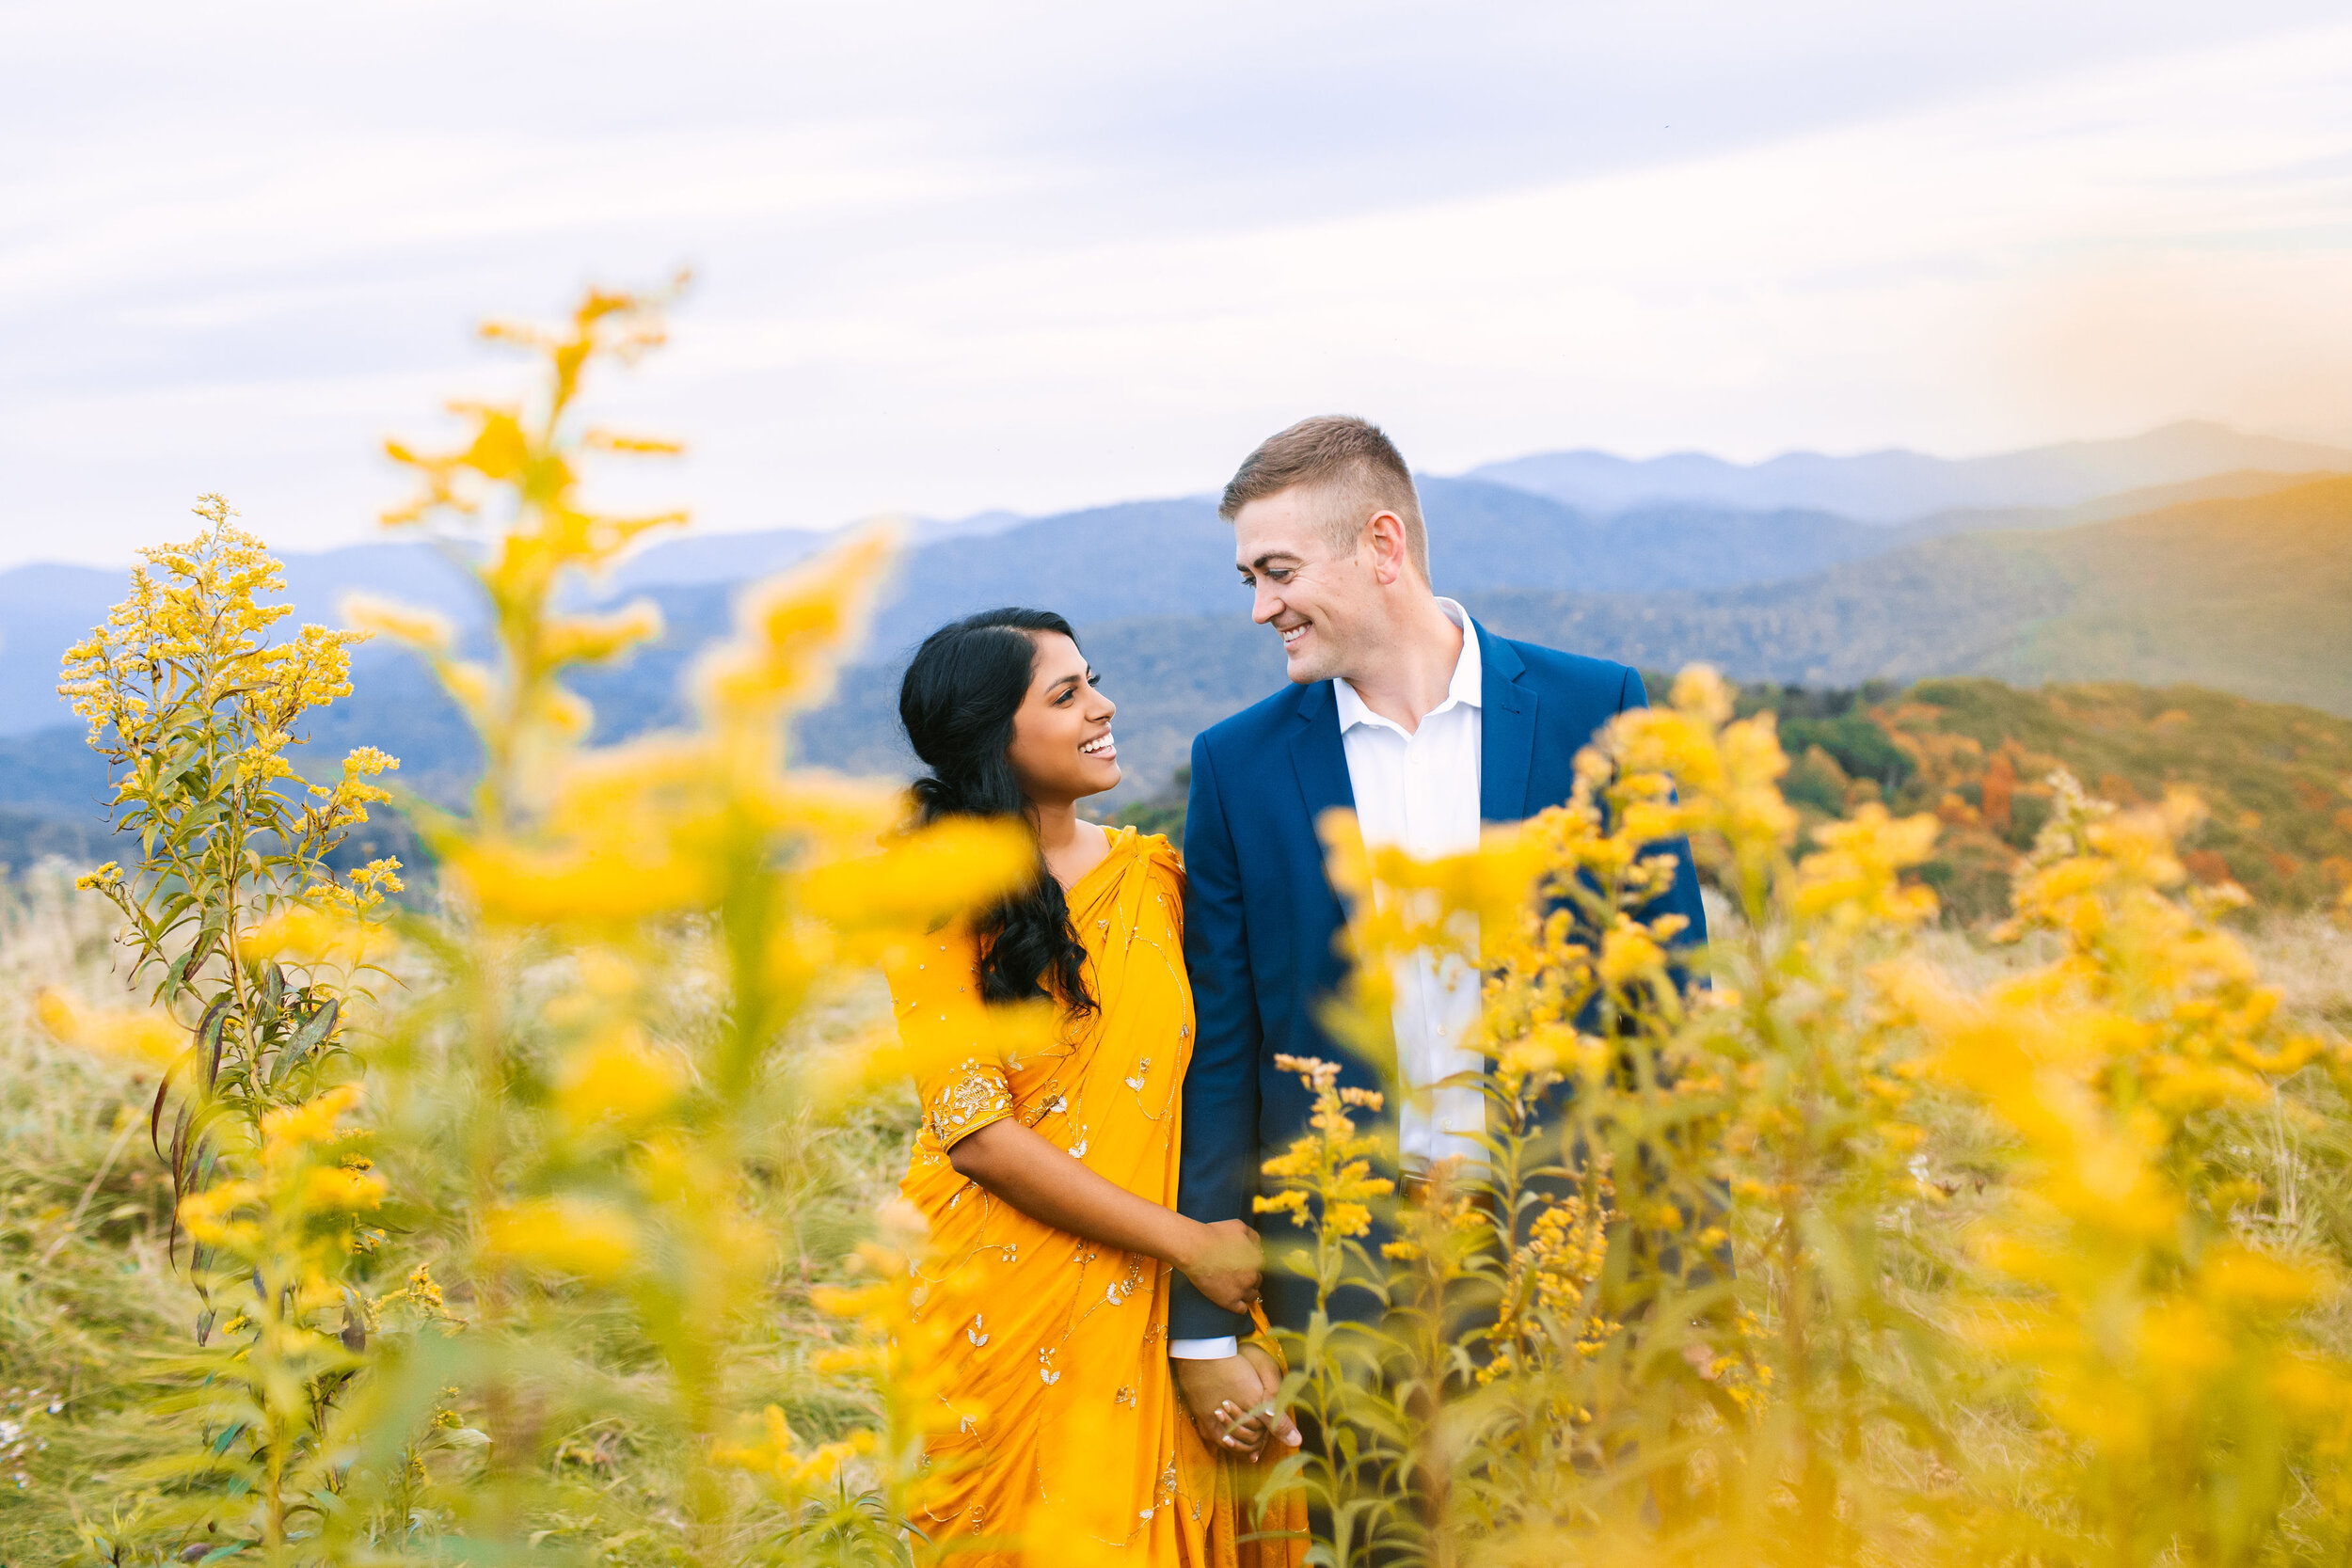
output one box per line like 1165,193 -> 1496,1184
7,851 -> 2347,1563
0,864 -> 917,1565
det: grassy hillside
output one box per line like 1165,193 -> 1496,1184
1753,676 -> 2352,917
1470,475 -> 2352,717
1980,478 -> 2352,711
1101,675 -> 2352,921
1899,465 -> 2349,536
1867,678 -> 2352,913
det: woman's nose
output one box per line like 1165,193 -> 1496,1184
1092,690 -> 1117,721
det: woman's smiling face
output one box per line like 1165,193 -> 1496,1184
1004,630 -> 1120,805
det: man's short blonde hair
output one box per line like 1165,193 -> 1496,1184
1218,415 -> 1429,581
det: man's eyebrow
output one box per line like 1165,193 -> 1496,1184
1239,551 -> 1302,573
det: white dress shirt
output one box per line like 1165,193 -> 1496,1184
1334,597 -> 1487,1171
1171,598 -> 1486,1362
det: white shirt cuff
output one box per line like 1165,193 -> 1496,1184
1168,1336 -> 1240,1360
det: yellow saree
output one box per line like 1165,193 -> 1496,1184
891,827 -> 1303,1565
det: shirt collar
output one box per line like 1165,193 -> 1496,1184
1333,598 -> 1483,736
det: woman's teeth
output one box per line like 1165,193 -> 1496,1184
1081,734 -> 1115,756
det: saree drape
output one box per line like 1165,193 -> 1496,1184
891,827 -> 1304,1566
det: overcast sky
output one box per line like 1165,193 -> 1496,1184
7,0 -> 2352,566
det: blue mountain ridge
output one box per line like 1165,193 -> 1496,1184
1470,420 -> 2352,522
2,424 -> 2344,865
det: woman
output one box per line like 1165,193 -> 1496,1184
888,608 -> 1303,1565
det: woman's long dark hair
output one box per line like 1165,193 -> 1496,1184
898,608 -> 1096,1016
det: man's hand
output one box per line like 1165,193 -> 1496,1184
1176,1217 -> 1263,1314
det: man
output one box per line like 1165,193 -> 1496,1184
1167,415 -> 1708,1451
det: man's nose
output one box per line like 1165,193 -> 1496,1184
1252,586 -> 1281,625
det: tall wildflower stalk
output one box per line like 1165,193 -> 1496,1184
1896,776 -> 2352,1563
348,281 -> 1039,1566
1261,667 -> 2352,1566
42,501 -> 405,1561
40,286 -> 1045,1565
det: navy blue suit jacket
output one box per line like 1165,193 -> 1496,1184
1170,622 -> 1708,1341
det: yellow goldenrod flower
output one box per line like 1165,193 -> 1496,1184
303,1164 -> 389,1212
553,1025 -> 687,1133
484,1196 -> 641,1283
340,592 -> 455,653
35,990 -> 184,1071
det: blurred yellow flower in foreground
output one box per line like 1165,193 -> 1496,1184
712,1404 -> 877,1496
554,1026 -> 687,1133
35,990 -> 183,1071
303,1163 -> 389,1212
262,1082 -> 366,1167
246,899 -> 401,969
803,814 -> 1037,935
177,1180 -> 265,1253
484,1196 -> 641,1283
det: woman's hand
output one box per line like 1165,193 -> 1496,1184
1215,1341 -> 1301,1459
1175,1354 -> 1272,1456
1176,1217 -> 1263,1314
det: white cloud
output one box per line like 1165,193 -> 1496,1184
3,1 -> 2349,565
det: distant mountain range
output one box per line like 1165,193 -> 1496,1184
791,474 -> 2352,799
2,421 -> 2346,865
1469,476 -> 2352,713
1469,420 -> 2352,521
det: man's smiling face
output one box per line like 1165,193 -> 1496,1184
1232,484 -> 1376,687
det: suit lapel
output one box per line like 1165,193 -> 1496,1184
1479,623 -> 1537,824
1288,680 -> 1356,830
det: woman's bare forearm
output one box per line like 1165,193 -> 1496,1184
948,1118 -> 1205,1267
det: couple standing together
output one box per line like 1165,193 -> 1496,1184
884,416 -> 1708,1562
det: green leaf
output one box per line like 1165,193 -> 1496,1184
259,962 -> 284,1027
196,993 -> 233,1085
182,1099 -> 234,1166
275,997 -> 341,1083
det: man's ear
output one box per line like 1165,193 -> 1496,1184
1365,510 -> 1409,587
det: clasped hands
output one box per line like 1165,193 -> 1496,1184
1173,1343 -> 1299,1460
1171,1218 -> 1299,1460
